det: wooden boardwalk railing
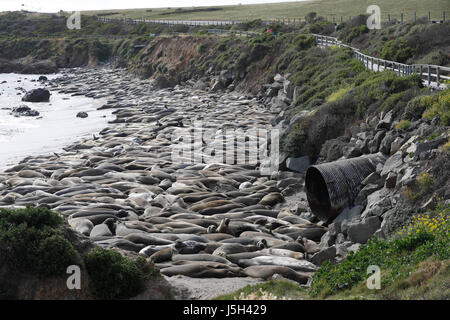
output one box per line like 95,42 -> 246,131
94,17 -> 449,90
313,34 -> 449,90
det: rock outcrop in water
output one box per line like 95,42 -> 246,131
22,88 -> 50,102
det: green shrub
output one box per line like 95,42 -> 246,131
310,202 -> 450,298
85,247 -> 155,300
340,25 -> 369,43
422,89 -> 450,126
395,119 -> 411,130
404,95 -> 430,120
416,172 -> 435,194
326,85 -> 352,103
381,39 -> 416,63
198,44 -> 207,53
0,207 -> 79,277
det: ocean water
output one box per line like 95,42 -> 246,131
0,73 -> 113,170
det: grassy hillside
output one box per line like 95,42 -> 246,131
214,202 -> 450,300
82,0 -> 450,22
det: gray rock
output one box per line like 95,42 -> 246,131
349,125 -> 361,137
380,132 -> 396,155
335,233 -> 346,244
286,156 -> 310,173
415,136 -> 447,160
355,183 -> 381,207
347,243 -> 362,253
368,130 -> 386,153
336,242 -> 351,257
380,153 -> 403,177
347,216 -> 381,244
328,222 -> 341,236
343,145 -> 362,158
362,172 -> 382,186
76,112 -> 88,118
385,172 -> 397,188
390,136 -> 407,154
333,205 -> 363,226
310,246 -> 336,266
376,110 -> 393,130
319,231 -> 335,248
274,73 -> 285,83
22,88 -> 50,102
399,166 -> 419,187
360,188 -> 392,219
373,228 -> 386,239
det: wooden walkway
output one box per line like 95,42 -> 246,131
313,34 -> 449,90
95,17 -> 449,90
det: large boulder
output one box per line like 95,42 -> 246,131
347,216 -> 381,244
22,88 -> 50,102
310,246 -> 337,266
286,156 -> 310,173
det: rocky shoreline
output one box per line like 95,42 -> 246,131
0,67 -> 448,299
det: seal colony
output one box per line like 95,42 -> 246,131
0,68 -> 327,293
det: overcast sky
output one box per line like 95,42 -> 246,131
0,0 -> 307,12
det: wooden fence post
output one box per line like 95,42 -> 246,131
401,13 -> 403,23
436,67 -> 440,86
414,12 -> 416,23
444,11 -> 446,22
427,65 -> 431,86
428,11 -> 431,22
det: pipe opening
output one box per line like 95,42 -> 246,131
305,167 -> 331,221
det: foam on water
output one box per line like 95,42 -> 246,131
0,73 -> 113,170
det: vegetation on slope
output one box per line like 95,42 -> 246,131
214,202 -> 450,300
0,207 -> 160,300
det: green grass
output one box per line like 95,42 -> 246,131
214,280 -> 310,300
395,119 -> 412,130
309,201 -> 450,298
82,0 -> 450,22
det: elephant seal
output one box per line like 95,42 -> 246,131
124,233 -> 174,246
149,247 -> 174,263
300,237 -> 321,254
172,253 -> 236,266
261,248 -> 304,260
160,262 -> 243,278
212,243 -> 260,257
258,192 -> 284,206
243,266 -> 310,284
271,242 -> 306,253
95,238 -> 145,252
174,240 -> 207,254
238,256 -> 318,272
238,231 -> 286,247
226,252 -> 267,264
202,231 -> 234,242
68,217 -> 94,236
